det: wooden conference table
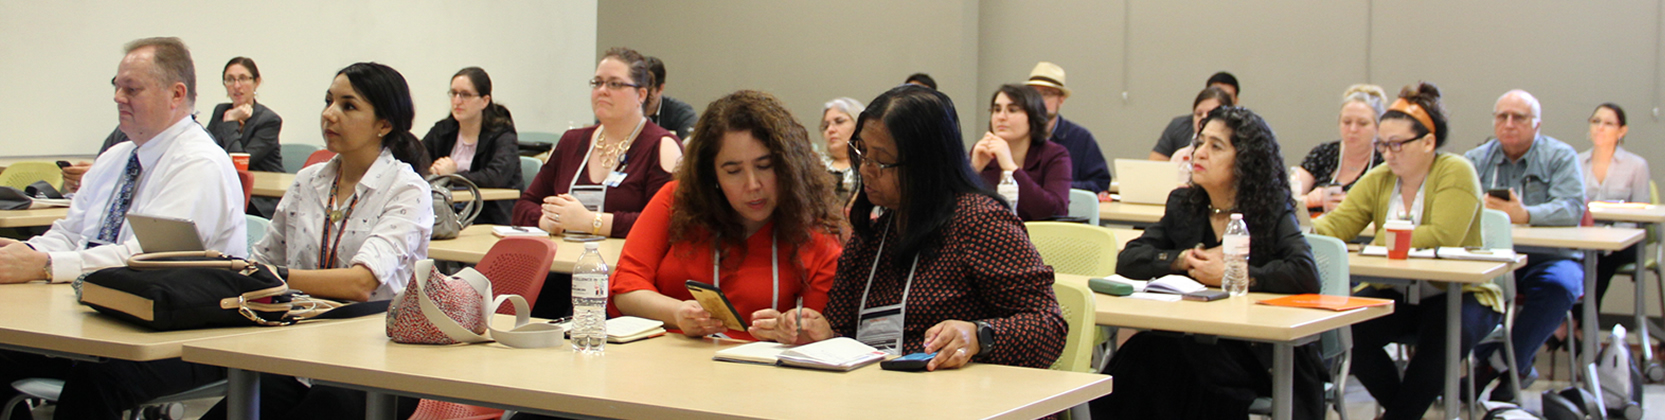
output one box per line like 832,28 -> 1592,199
1586,203 -> 1665,375
0,208 -> 68,228
1096,202 -> 1164,226
185,316 -> 1113,420
1509,224 -> 1644,409
428,225 -> 625,274
247,171 -> 520,203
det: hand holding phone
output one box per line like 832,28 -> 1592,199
685,280 -> 745,331
1486,189 -> 1512,201
880,352 -> 937,371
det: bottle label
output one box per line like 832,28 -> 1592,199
572,273 -> 608,299
1224,235 -> 1250,255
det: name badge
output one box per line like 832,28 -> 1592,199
603,170 -> 628,188
570,185 -> 605,212
856,305 -> 905,355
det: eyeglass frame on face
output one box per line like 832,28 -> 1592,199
588,78 -> 640,91
222,75 -> 255,86
446,90 -> 480,100
848,138 -> 903,171
1493,111 -> 1536,126
1372,133 -> 1426,153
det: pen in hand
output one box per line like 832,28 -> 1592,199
794,297 -> 804,344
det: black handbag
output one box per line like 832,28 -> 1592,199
79,251 -> 387,331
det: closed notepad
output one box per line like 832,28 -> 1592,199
606,316 -> 666,343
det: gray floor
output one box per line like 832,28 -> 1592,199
1337,343 -> 1665,420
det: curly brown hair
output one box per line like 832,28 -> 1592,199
671,90 -> 844,267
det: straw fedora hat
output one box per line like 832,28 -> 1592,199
1024,62 -> 1070,98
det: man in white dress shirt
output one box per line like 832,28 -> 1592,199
0,38 -> 246,284
0,37 -> 245,420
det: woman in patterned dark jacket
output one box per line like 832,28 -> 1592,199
749,84 -> 1066,371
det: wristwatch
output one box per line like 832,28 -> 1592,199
973,321 -> 995,356
40,252 -> 52,281
591,213 -> 606,235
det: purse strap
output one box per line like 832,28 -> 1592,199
411,261 -> 561,348
127,250 -> 251,271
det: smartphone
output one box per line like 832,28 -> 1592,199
54,160 -> 72,169
684,280 -> 746,331
561,232 -> 606,243
880,352 -> 937,371
1486,189 -> 1511,200
1183,290 -> 1229,302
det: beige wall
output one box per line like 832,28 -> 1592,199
602,0 -> 1665,315
1,0 -> 597,156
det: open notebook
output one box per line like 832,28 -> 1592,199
714,337 -> 888,372
1359,246 -> 1517,262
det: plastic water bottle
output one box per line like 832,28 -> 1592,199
571,242 -> 609,353
998,170 -> 1020,213
1222,213 -> 1251,297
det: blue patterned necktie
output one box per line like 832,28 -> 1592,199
94,151 -> 142,246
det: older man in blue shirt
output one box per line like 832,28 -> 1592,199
1465,89 -> 1586,401
1024,62 -> 1111,193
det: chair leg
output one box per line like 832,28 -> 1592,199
1501,304 -> 1524,404
1334,350 -> 1351,420
0,394 -> 32,420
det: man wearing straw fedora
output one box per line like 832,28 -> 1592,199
1025,62 -> 1111,193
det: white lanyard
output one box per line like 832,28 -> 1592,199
1333,142 -> 1376,185
567,117 -> 646,212
711,231 -> 782,310
1388,177 -> 1427,225
856,218 -> 922,348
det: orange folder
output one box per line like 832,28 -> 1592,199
1257,294 -> 1393,311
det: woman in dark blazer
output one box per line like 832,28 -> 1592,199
421,67 -> 523,225
206,56 -> 283,217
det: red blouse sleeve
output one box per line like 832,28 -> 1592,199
611,181 -> 680,297
797,230 -> 843,312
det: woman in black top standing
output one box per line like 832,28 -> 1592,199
1095,106 -> 1324,420
421,67 -> 523,225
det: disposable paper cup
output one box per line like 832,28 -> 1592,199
1384,220 -> 1414,260
229,153 -> 250,171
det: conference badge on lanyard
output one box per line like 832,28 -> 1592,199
856,305 -> 905,355
570,185 -> 606,212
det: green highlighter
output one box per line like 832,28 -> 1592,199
1087,277 -> 1135,296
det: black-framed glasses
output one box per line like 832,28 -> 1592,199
588,78 -> 639,91
848,138 -> 903,171
223,75 -> 254,85
1493,111 -> 1535,125
1373,135 -> 1425,153
446,90 -> 479,100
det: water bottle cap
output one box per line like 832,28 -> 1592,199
1230,213 -> 1243,220
584,242 -> 600,250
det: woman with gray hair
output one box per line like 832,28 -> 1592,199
821,97 -> 865,204
1293,84 -> 1388,212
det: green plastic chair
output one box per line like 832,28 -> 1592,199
518,131 -> 561,147
1068,189 -> 1100,225
0,162 -> 63,190
520,156 -> 541,188
1024,221 -> 1118,278
280,143 -> 321,174
245,214 -> 270,252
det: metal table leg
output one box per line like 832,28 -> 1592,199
227,368 -> 260,420
366,391 -> 396,420
1273,343 -> 1292,420
1444,281 -> 1460,420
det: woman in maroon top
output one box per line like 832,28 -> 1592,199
750,85 -> 1065,371
971,84 -> 1072,220
512,47 -> 683,237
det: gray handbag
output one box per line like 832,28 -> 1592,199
426,174 -> 482,239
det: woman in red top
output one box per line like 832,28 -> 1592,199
511,47 -> 682,237
612,90 -> 844,340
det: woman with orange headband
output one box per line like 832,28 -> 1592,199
1313,82 -> 1504,420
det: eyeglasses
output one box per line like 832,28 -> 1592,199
1589,117 -> 1621,129
588,78 -> 639,91
223,75 -> 254,85
848,139 -> 903,171
446,90 -> 480,100
1373,135 -> 1425,153
1493,112 -> 1536,126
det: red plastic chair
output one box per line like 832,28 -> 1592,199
303,150 -> 337,169
237,170 -> 253,208
406,236 -> 555,420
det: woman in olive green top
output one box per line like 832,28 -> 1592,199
1312,82 -> 1502,420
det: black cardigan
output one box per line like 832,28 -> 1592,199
421,119 -> 523,225
1117,188 -> 1320,294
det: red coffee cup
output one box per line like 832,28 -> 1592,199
1384,220 -> 1414,260
229,153 -> 250,171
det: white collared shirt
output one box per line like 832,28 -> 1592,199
29,116 -> 248,282
252,148 -> 433,301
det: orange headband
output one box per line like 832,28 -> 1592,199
1388,98 -> 1437,136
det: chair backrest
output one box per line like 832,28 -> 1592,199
1067,188 -> 1099,225
1481,209 -> 1516,295
520,156 -> 541,187
0,162 -> 63,190
303,149 -> 337,170
518,131 -> 561,146
406,399 -> 503,420
1024,221 -> 1118,278
281,143 -> 322,173
476,237 -> 559,314
1049,279 -> 1096,373
244,214 -> 270,252
236,170 -> 253,208
1304,233 -> 1352,359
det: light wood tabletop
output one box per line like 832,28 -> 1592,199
1510,225 -> 1644,252
248,171 -> 520,202
1096,201 -> 1164,225
1346,253 -> 1520,284
0,208 -> 68,228
1056,274 -> 1392,342
0,283 -> 339,362
1588,202 -> 1665,224
184,316 -> 1113,420
1107,227 -> 1140,249
428,224 -> 625,273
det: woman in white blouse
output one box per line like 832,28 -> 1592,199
205,62 -> 434,420
1580,102 -> 1651,315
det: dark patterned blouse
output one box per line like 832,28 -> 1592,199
1299,140 -> 1383,191
824,193 -> 1066,368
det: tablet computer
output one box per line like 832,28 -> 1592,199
125,213 -> 205,253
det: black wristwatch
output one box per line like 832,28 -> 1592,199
973,321 -> 995,356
